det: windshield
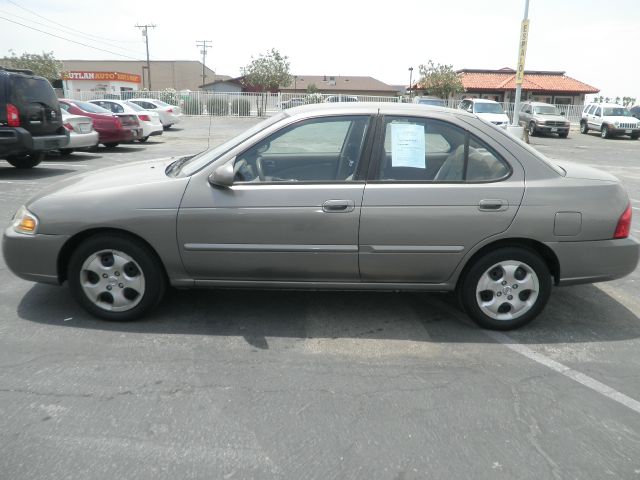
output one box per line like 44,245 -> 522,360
154,99 -> 171,107
603,107 -> 631,117
125,101 -> 145,111
534,105 -> 561,115
418,98 -> 446,106
70,100 -> 111,114
474,102 -> 505,114
174,112 -> 288,177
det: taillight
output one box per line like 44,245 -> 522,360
6,103 -> 20,127
113,116 -> 122,128
63,122 -> 74,132
139,114 -> 150,122
166,108 -> 173,113
614,204 -> 632,239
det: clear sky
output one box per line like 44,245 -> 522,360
1,0 -> 638,102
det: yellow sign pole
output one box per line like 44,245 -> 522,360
512,0 -> 530,127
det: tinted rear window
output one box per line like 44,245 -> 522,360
69,100 -> 111,114
10,76 -> 57,107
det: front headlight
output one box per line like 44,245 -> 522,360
12,206 -> 39,235
615,121 -> 620,127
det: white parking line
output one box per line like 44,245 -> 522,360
42,163 -> 88,167
485,330 -> 640,415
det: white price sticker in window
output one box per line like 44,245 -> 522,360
391,123 -> 425,168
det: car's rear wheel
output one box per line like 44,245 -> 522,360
459,247 -> 552,330
67,233 -> 166,321
601,125 -> 610,139
528,122 -> 537,137
103,143 -> 119,149
59,148 -> 74,156
580,121 -> 589,134
5,152 -> 45,169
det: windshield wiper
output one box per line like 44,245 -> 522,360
165,155 -> 195,177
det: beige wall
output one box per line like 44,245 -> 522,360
61,60 -> 222,91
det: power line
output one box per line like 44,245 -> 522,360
0,8 -> 149,59
4,0 -> 141,44
0,16 -> 143,60
196,40 -> 212,88
135,24 -> 156,89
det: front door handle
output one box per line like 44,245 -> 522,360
322,199 -> 355,213
478,199 -> 508,212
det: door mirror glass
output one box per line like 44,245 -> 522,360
208,160 -> 235,187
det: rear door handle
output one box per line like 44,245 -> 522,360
478,199 -> 508,212
322,199 -> 355,213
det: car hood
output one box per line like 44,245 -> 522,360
553,160 -> 619,182
26,157 -> 191,234
476,112 -> 509,122
535,114 -> 567,122
604,116 -> 640,124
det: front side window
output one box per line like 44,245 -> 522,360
234,116 -> 370,183
603,107 -> 631,117
375,117 -> 510,183
595,107 -> 602,117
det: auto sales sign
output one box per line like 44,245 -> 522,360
62,71 -> 141,83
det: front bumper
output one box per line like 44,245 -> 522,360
536,124 -> 570,134
608,127 -> 640,136
2,226 -> 69,285
548,237 -> 640,285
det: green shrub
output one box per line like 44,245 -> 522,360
231,98 -> 251,116
206,95 -> 229,116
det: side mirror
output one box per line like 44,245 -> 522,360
208,160 -> 235,187
560,111 -> 566,116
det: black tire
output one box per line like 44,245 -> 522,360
601,125 -> 610,139
558,132 -> 569,139
631,133 -> 639,140
528,122 -> 537,137
5,152 -> 45,169
458,247 -> 552,330
163,125 -> 172,130
67,233 -> 166,321
580,121 -> 589,134
59,148 -> 74,156
139,136 -> 149,143
103,143 -> 119,149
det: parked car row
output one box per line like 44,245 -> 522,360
1,66 -> 183,168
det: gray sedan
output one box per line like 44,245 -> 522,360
3,103 -> 638,330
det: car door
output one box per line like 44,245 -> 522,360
177,114 -> 373,283
589,106 -> 601,130
358,115 -> 525,284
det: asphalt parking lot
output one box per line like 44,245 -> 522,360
1,117 -> 639,479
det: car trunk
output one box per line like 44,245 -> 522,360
9,75 -> 63,136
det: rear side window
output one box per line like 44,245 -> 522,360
10,76 -> 57,108
375,117 -> 510,183
72,100 -> 111,114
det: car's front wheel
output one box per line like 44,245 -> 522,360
580,121 -> 589,134
67,233 -> 166,321
528,122 -> 537,137
459,247 -> 552,330
601,125 -> 610,139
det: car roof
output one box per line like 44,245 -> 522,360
588,102 -> 625,108
283,101 -> 471,117
525,101 -> 555,106
467,98 -> 499,104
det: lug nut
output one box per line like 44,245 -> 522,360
119,283 -> 124,288
102,273 -> 108,278
507,295 -> 513,300
502,280 -> 507,286
497,292 -> 502,297
106,285 -> 112,291
115,271 -> 120,276
513,284 -> 518,289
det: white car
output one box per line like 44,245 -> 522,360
458,98 -> 510,128
59,111 -> 99,155
88,99 -> 163,142
127,98 -> 182,129
580,102 -> 640,139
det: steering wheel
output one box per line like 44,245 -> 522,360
255,156 -> 266,181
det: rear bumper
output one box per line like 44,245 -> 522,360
548,237 -> 640,285
66,131 -> 99,149
0,127 -> 69,156
2,226 -> 69,285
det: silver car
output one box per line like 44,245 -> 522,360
519,101 -> 571,138
3,103 -> 638,330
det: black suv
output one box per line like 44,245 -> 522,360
0,67 -> 69,168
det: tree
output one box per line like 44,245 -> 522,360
417,60 -> 463,99
0,50 -> 63,80
306,83 -> 319,94
243,48 -> 292,116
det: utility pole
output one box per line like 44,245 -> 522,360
135,23 -> 156,90
196,40 -> 212,88
511,0 -> 530,127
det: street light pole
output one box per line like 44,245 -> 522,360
512,0 -> 530,127
196,40 -> 212,88
408,67 -> 414,100
135,24 -> 156,90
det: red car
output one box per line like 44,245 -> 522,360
58,99 -> 143,148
